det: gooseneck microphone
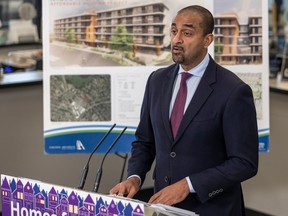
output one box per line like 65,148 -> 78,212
77,123 -> 116,190
92,126 -> 127,193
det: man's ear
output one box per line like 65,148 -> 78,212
204,34 -> 214,48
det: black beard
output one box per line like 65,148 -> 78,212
172,54 -> 184,64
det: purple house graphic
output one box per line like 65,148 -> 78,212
48,187 -> 58,211
56,196 -> 69,215
107,200 -> 119,215
79,205 -> 89,216
35,192 -> 45,213
59,188 -> 68,200
83,194 -> 95,216
13,179 -> 24,209
95,197 -> 105,214
132,204 -> 144,216
97,205 -> 108,216
68,191 -> 79,215
24,182 -> 34,210
1,177 -> 12,216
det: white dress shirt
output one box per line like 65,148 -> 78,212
169,53 -> 209,193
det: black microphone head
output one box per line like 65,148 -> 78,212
77,164 -> 89,190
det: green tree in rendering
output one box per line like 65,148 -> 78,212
214,36 -> 223,55
110,25 -> 133,52
64,28 -> 76,44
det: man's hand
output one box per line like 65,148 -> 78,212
148,178 -> 190,206
109,177 -> 140,198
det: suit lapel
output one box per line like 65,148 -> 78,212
161,64 -> 179,142
173,57 -> 217,144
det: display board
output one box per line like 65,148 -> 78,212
43,0 -> 270,154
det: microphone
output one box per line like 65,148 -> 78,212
77,123 -> 116,190
92,126 -> 127,193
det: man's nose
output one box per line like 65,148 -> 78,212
172,32 -> 183,44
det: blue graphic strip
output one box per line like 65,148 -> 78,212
44,130 -> 135,154
258,128 -> 269,153
259,134 -> 269,153
44,126 -> 270,154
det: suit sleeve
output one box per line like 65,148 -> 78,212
127,72 -> 156,184
189,83 -> 259,203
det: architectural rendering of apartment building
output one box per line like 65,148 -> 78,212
214,14 -> 262,65
53,2 -> 169,54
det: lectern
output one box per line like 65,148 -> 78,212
1,175 -> 198,216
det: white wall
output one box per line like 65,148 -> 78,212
243,91 -> 288,216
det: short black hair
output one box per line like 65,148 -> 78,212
177,5 -> 214,35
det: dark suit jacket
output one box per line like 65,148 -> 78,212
128,56 -> 259,216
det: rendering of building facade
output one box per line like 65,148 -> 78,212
53,2 -> 169,53
214,14 -> 263,65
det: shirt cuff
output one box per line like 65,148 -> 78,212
128,175 -> 142,186
186,176 -> 196,193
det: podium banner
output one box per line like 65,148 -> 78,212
1,175 -> 197,216
1,175 -> 144,216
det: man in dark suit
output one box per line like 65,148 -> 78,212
110,5 -> 258,216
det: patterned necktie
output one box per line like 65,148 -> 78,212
170,72 -> 192,139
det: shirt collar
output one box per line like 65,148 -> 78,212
178,53 -> 209,77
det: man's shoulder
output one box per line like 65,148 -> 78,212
213,61 -> 245,84
151,64 -> 178,78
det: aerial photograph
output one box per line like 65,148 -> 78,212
50,75 -> 111,121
